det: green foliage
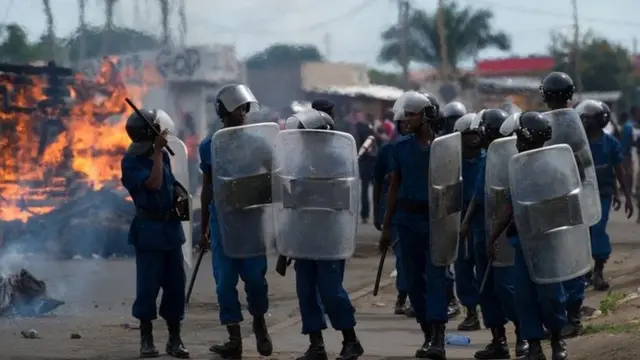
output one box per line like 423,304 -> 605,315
378,0 -> 510,69
582,321 -> 640,335
246,43 -> 324,70
598,291 -> 627,315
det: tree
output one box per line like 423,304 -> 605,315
0,24 -> 43,63
158,0 -> 170,45
378,1 -> 510,71
65,26 -> 161,62
41,0 -> 56,60
246,44 -> 324,70
549,30 -> 634,92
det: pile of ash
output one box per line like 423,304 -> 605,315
0,269 -> 64,317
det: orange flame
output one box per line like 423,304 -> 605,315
0,57 -> 164,222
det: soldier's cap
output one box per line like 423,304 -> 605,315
312,99 -> 335,112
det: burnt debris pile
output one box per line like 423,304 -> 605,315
0,269 -> 64,317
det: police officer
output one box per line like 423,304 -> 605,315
380,91 -> 449,359
121,109 -> 190,359
373,112 -> 411,316
198,84 -> 273,358
578,100 -> 633,292
451,112 -> 485,332
488,112 -> 568,360
284,109 -> 364,360
440,102 -> 467,135
460,110 -> 529,359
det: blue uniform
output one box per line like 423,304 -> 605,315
121,151 -> 186,323
373,141 -> 406,297
393,135 -> 448,324
472,158 -> 518,329
454,152 -> 484,309
509,225 -> 566,340
199,135 -> 269,325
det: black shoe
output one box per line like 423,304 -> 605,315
252,316 -> 273,356
560,301 -> 583,339
527,340 -> 546,360
166,322 -> 190,359
593,260 -> 610,291
405,304 -> 416,318
140,321 -> 160,358
447,300 -> 461,319
423,322 -> 446,360
337,328 -> 364,360
394,295 -> 407,315
296,332 -> 328,360
209,324 -> 243,359
414,323 -> 433,358
474,327 -> 510,359
457,306 -> 481,331
550,331 -> 568,360
514,325 -> 529,357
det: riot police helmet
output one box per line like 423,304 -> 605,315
286,108 -> 335,130
478,108 -> 509,144
423,92 -> 440,113
215,84 -> 260,118
540,72 -> 575,105
441,101 -> 467,134
600,101 -> 612,127
311,99 -> 335,118
392,91 -> 438,121
575,99 -> 606,129
514,111 -> 552,152
125,108 -> 175,155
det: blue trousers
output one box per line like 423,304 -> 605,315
446,267 -> 455,302
455,234 -> 478,308
210,222 -> 269,325
133,248 -> 186,322
590,196 -> 612,262
397,214 -> 448,324
474,232 -> 517,328
390,225 -> 407,295
295,260 -> 356,334
513,243 -> 567,340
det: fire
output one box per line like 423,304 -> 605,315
0,57 -> 164,222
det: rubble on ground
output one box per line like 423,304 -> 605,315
0,269 -> 64,317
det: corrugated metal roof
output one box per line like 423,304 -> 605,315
307,85 -> 404,101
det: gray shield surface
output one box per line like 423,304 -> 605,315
211,123 -> 279,258
168,135 -> 193,268
484,136 -> 518,267
508,144 -> 592,284
544,109 -> 601,226
429,132 -> 463,266
273,130 -> 359,260
499,112 -> 521,136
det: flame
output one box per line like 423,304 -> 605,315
0,57 -> 164,222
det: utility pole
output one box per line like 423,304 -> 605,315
437,0 -> 449,82
398,0 -> 410,89
178,0 -> 187,47
570,0 -> 583,101
323,33 -> 332,60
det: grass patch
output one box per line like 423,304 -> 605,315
582,321 -> 640,335
599,292 -> 627,314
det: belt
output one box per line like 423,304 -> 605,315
397,199 -> 429,214
135,207 -> 178,221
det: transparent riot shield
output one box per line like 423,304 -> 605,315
168,135 -> 192,268
544,109 -> 601,226
484,136 -> 518,267
508,144 -> 592,284
429,132 -> 463,266
273,130 -> 359,260
210,123 -> 280,258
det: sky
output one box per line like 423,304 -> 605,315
3,0 -> 640,70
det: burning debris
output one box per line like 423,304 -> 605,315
0,269 -> 64,317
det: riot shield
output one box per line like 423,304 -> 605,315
508,144 -> 592,284
484,136 -> 518,267
168,135 -> 192,268
429,132 -> 463,266
500,112 -> 521,136
273,130 -> 359,260
544,109 -> 601,226
210,123 -> 280,258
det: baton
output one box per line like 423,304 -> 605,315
125,98 -> 175,156
186,248 -> 205,304
373,239 -> 397,296
479,258 -> 492,294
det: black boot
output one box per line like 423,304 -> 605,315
473,327 -> 510,359
296,332 -> 328,360
394,294 -> 407,315
550,331 -> 568,360
414,323 -> 433,358
424,322 -> 446,360
584,271 -> 593,287
140,321 -> 160,358
593,259 -> 610,291
527,340 -> 546,360
560,301 -> 583,339
166,322 -> 190,358
252,316 -> 273,356
405,303 -> 416,318
514,324 -> 529,358
209,324 -> 243,359
337,328 -> 364,360
457,306 -> 481,331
